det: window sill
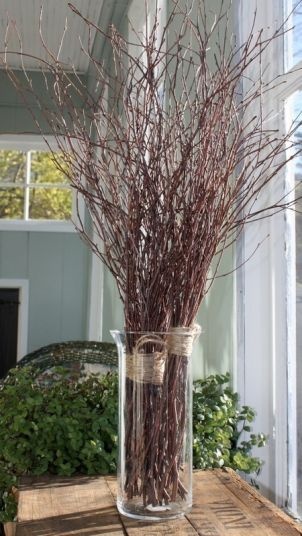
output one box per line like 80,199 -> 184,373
0,220 -> 77,233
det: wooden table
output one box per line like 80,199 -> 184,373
16,469 -> 302,535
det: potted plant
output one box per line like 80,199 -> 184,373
2,0 -> 300,521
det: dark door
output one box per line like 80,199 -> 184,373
0,288 -> 19,378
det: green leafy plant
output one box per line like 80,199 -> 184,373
0,366 -> 118,523
0,367 -> 266,523
0,464 -> 17,524
193,373 -> 267,474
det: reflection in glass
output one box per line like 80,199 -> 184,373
28,187 -> 72,220
285,0 -> 302,69
30,151 -> 69,184
0,187 -> 24,219
0,149 -> 72,221
0,151 -> 26,184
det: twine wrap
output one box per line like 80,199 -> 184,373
167,324 -> 201,357
126,335 -> 167,385
126,325 -> 201,385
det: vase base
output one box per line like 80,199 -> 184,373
117,500 -> 192,522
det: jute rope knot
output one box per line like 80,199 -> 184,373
126,335 -> 167,385
126,325 -> 201,385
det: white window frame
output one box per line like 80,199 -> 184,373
0,134 -> 82,233
235,0 -> 300,513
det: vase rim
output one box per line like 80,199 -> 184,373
110,326 -> 202,336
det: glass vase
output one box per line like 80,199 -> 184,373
111,326 -> 200,522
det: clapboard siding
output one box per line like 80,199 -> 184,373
0,230 -> 90,355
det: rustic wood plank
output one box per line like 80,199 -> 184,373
187,469 -> 302,536
189,470 -> 258,536
218,469 -> 302,535
120,518 -> 198,536
15,470 -> 302,535
16,475 -> 126,536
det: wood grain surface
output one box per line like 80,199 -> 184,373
16,469 -> 302,535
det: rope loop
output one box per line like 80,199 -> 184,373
125,325 -> 201,385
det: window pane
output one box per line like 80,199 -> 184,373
285,0 -> 302,69
0,187 -> 24,219
30,151 -> 69,185
28,187 -> 72,220
0,150 -> 26,185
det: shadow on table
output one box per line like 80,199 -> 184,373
19,475 -> 103,491
17,505 -> 125,535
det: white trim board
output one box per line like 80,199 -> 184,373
0,279 -> 29,360
235,0 -> 290,507
87,251 -> 104,341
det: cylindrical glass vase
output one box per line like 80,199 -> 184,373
111,326 -> 200,522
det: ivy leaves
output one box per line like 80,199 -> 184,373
0,367 -> 118,495
192,372 -> 267,474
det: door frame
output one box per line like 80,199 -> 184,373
0,279 -> 29,360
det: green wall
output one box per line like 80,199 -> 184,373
0,231 -> 90,353
0,69 -> 91,356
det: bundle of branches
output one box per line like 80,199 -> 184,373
2,0 -> 301,509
